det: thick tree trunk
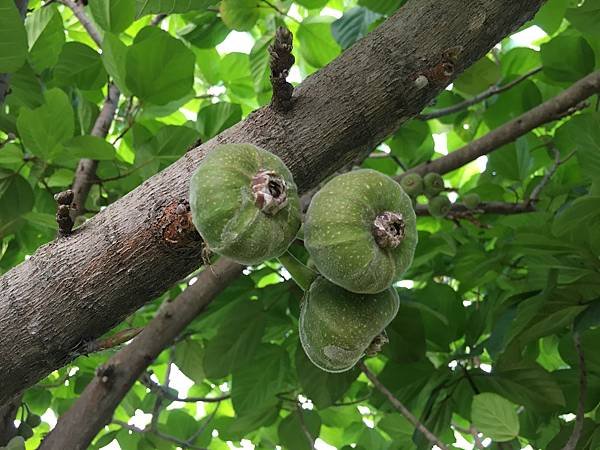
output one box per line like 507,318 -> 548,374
0,0 -> 543,403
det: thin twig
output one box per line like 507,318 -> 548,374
359,361 -> 450,450
186,401 -> 221,445
452,423 -> 485,450
296,407 -> 315,450
527,144 -> 576,206
57,0 -> 102,47
139,373 -> 231,403
418,66 -> 542,120
112,420 -> 207,450
563,332 -> 587,450
150,13 -> 167,26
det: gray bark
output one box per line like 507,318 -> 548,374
0,0 -> 543,404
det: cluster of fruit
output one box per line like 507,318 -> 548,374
189,144 -> 418,372
15,412 -> 41,440
400,172 -> 480,216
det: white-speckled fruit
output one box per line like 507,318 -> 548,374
299,276 -> 399,373
189,143 -> 301,265
304,169 -> 417,294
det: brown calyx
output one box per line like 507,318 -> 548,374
251,169 -> 288,215
372,211 -> 405,249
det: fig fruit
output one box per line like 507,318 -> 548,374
423,172 -> 444,198
428,195 -> 451,217
399,173 -> 424,198
304,169 -> 417,294
462,193 -> 480,209
189,143 -> 301,265
299,277 -> 399,372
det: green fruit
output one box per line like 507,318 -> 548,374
462,193 -> 480,209
17,423 -> 33,440
423,172 -> 444,198
304,169 -> 418,294
299,277 -> 399,373
189,144 -> 301,265
428,195 -> 451,218
399,173 -> 424,197
26,414 -> 41,428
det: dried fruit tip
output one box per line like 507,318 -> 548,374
251,169 -> 288,215
372,211 -> 405,248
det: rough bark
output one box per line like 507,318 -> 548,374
403,70 -> 600,178
40,258 -> 243,450
0,0 -> 544,404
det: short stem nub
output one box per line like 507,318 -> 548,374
372,211 -> 405,248
251,169 -> 288,215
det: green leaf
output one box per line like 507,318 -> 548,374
487,137 -> 533,182
388,120 -> 432,166
454,56 -> 500,96
383,304 -> 426,363
296,0 -> 327,9
534,0 -> 569,35
541,34 -> 595,83
358,0 -> 403,15
0,144 -> 24,167
566,0 -> 600,39
25,5 -> 65,72
554,113 -> 600,182
135,0 -> 213,17
101,33 -> 130,95
63,135 -> 116,161
0,0 -> 28,72
179,13 -> 230,49
483,79 -> 542,129
552,196 -> 600,237
162,409 -> 198,440
17,88 -> 74,159
0,169 -> 34,232
89,0 -> 135,33
203,299 -> 266,378
500,47 -> 541,78
220,0 -> 260,31
249,35 -> 272,90
53,42 -> 107,90
196,102 -> 242,141
297,17 -> 341,69
331,7 -> 380,50
125,27 -> 195,105
6,63 -> 43,109
295,343 -> 358,408
231,344 -> 289,416
377,413 -> 414,447
471,393 -> 520,442
173,339 -> 205,383
278,410 -> 321,450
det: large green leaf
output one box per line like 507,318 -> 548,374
331,7 -> 380,50
297,17 -> 341,68
62,136 -> 116,161
278,410 -> 321,450
53,42 -> 107,90
566,0 -> 600,39
202,299 -> 267,378
0,0 -> 28,73
173,339 -> 205,383
16,88 -> 74,159
377,413 -> 414,448
231,344 -> 289,416
552,196 -> 600,237
295,343 -> 358,408
541,34 -> 595,83
125,27 -> 195,105
0,169 -> 34,233
178,13 -> 230,49
358,0 -> 403,15
101,33 -> 130,95
471,393 -> 520,442
135,0 -> 213,17
89,0 -> 135,33
25,5 -> 65,72
454,56 -> 500,96
533,0 -> 569,35
554,113 -> 600,182
196,102 -> 242,141
220,0 -> 260,31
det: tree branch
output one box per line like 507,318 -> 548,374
418,66 -> 542,120
57,0 -> 102,47
0,0 -> 545,404
414,201 -> 534,216
39,258 -> 243,450
359,361 -> 450,450
563,332 -> 587,450
402,70 -> 600,178
139,372 -> 231,403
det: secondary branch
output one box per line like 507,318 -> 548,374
39,258 -> 243,449
403,70 -> 600,178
